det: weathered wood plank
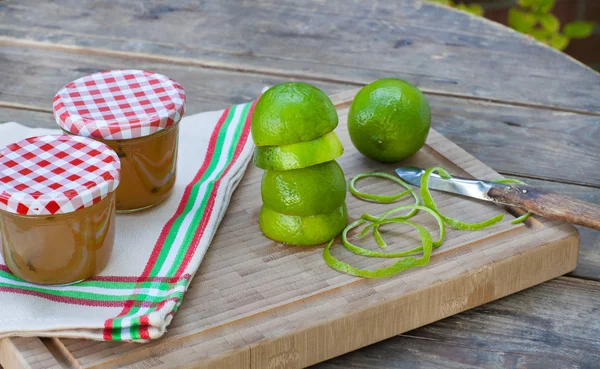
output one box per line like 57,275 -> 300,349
0,0 -> 599,113
428,95 -> 600,187
0,44 -> 345,114
0,109 -> 55,129
313,277 -> 600,369
509,176 -> 600,281
1,46 -> 599,186
573,226 -> 600,282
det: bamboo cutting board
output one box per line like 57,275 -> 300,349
0,89 -> 579,369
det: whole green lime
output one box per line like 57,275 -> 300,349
252,82 -> 338,146
348,78 -> 431,162
259,203 -> 348,246
262,160 -> 346,216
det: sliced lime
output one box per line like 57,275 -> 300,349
253,131 -> 344,171
259,203 -> 348,246
262,160 -> 346,216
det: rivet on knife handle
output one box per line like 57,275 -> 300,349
487,184 -> 600,230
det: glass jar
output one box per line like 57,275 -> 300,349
0,135 -> 120,285
96,124 -> 179,212
53,69 -> 186,212
1,193 -> 116,285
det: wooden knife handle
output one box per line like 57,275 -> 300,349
487,184 -> 600,230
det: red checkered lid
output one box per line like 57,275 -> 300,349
53,70 -> 186,140
0,135 -> 121,215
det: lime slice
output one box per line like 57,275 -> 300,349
253,131 -> 344,171
252,82 -> 338,146
262,160 -> 346,216
259,203 -> 348,246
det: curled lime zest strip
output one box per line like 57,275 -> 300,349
343,205 -> 445,258
373,226 -> 387,248
324,220 -> 433,278
510,213 -> 532,224
492,178 -> 528,185
421,167 -> 504,230
492,178 -> 533,224
349,172 -> 419,209
363,205 -> 446,248
342,219 -> 423,258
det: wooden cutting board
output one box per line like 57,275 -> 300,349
0,89 -> 579,369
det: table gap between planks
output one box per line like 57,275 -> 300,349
0,0 -> 598,368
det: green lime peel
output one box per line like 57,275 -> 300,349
326,169 -> 529,279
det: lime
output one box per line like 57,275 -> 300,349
348,78 -> 431,162
262,161 -> 346,216
252,82 -> 338,146
259,203 -> 348,246
253,131 -> 344,171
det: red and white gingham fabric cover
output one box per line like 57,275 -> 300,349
53,70 -> 186,140
0,135 -> 120,215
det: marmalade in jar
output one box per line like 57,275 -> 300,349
53,69 -> 186,212
0,135 -> 120,285
97,124 -> 179,212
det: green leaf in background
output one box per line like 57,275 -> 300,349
531,29 -> 550,42
530,0 -> 556,13
428,0 -> 454,6
550,33 -> 569,50
456,3 -> 484,16
517,0 -> 536,10
509,8 -> 537,33
563,21 -> 596,39
537,13 -> 559,32
427,0 -> 594,52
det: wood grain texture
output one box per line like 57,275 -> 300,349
509,177 -> 600,281
0,0 -> 598,366
488,184 -> 600,230
427,95 -> 600,187
0,0 -> 599,113
0,109 -> 55,129
0,44 -> 345,115
1,46 -> 599,186
0,338 -> 63,369
313,277 -> 600,369
0,92 -> 580,369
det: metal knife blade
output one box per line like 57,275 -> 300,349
394,166 -> 600,230
394,166 -> 509,202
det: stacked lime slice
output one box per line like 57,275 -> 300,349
252,82 -> 347,245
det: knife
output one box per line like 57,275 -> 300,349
395,167 -> 600,231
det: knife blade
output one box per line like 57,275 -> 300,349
395,166 -> 600,230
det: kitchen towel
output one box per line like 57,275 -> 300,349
0,100 -> 256,342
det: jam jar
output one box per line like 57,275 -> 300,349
53,70 -> 186,212
0,135 -> 120,285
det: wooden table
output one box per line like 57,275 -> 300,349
0,1 -> 598,367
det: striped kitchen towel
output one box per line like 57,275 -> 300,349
0,100 -> 256,342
